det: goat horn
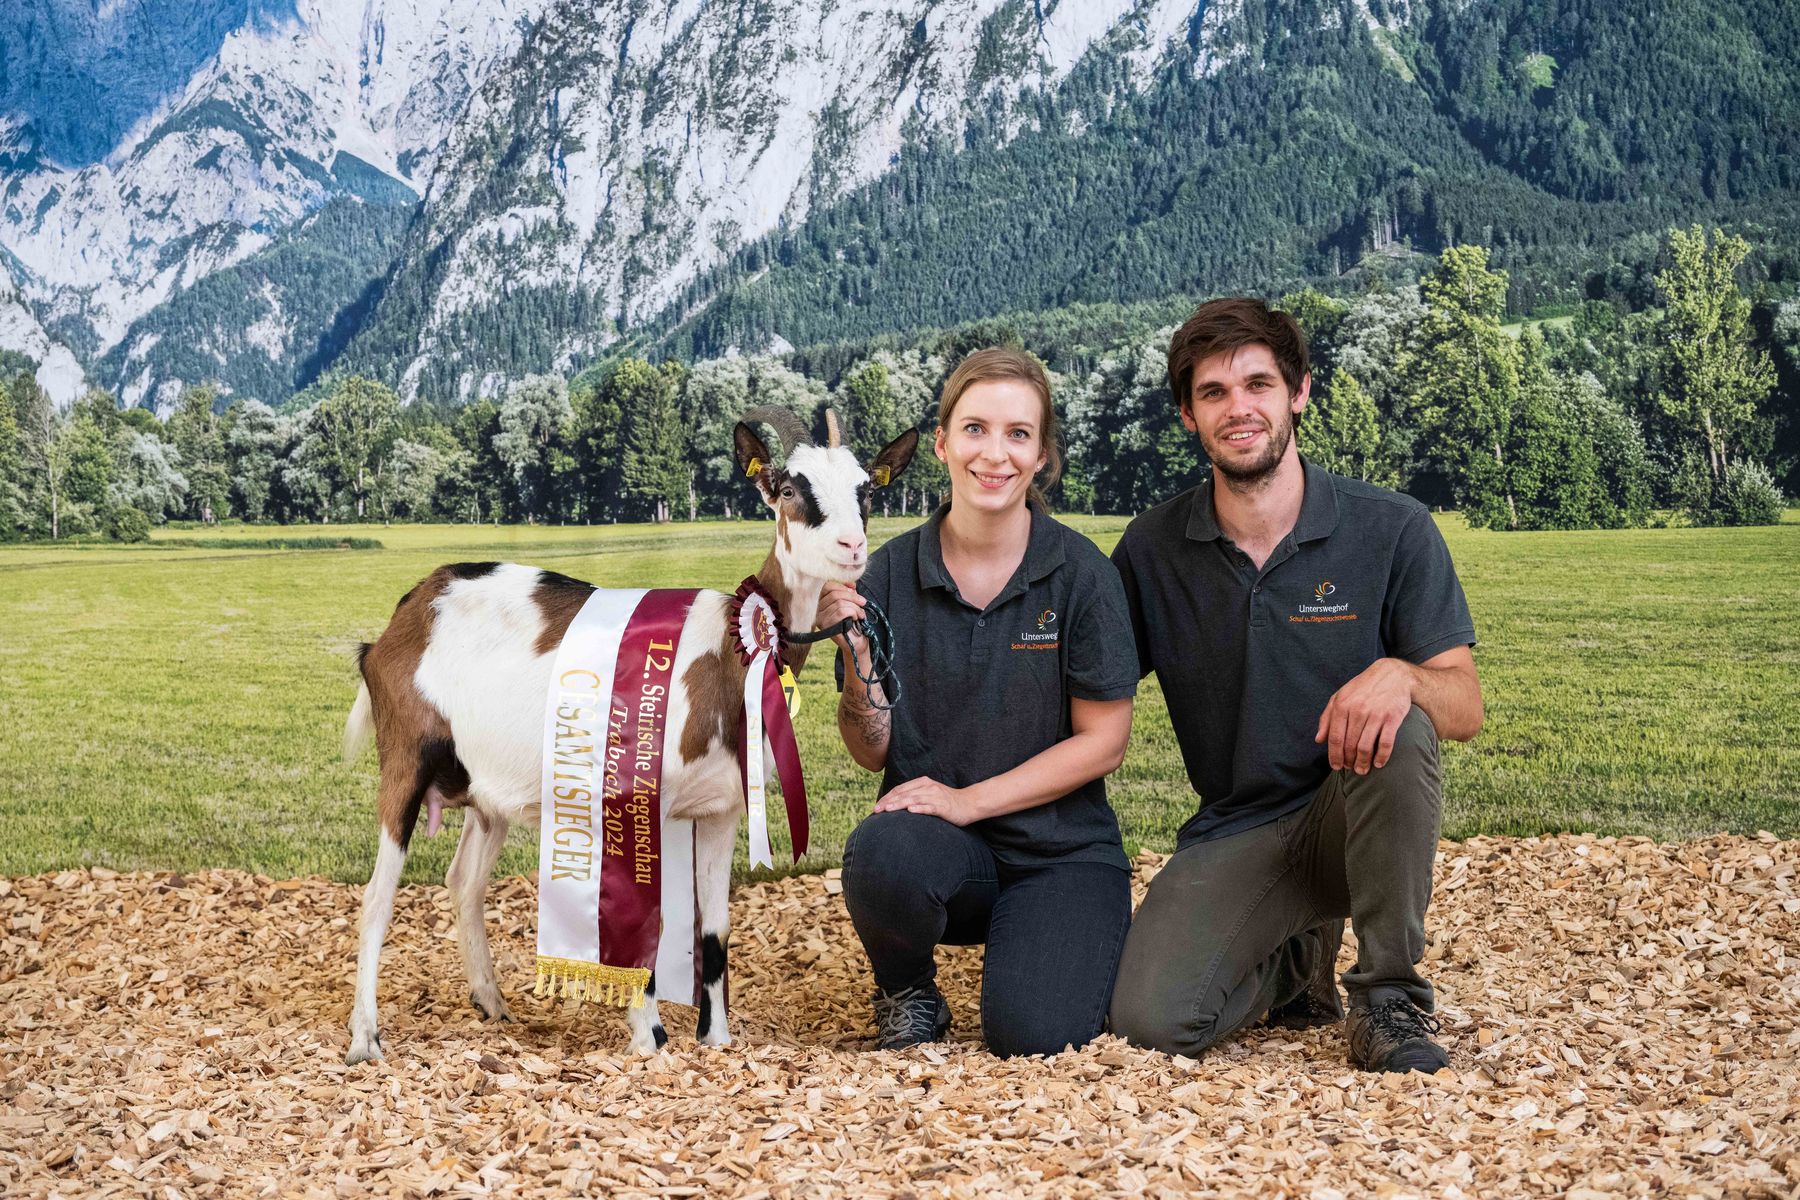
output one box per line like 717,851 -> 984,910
824,408 -> 842,448
739,406 -> 812,456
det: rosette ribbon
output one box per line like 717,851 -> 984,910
728,577 -> 810,868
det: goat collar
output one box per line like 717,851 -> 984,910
728,576 -> 788,666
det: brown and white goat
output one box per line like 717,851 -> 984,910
342,409 -> 917,1063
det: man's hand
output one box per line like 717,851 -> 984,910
874,776 -> 981,826
1314,657 -> 1418,775
1314,646 -> 1482,774
817,582 -> 869,653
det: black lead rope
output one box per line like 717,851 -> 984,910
785,599 -> 903,711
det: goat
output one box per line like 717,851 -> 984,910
342,408 -> 918,1063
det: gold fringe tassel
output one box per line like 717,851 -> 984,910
534,956 -> 650,1009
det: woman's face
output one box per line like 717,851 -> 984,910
935,378 -> 1047,517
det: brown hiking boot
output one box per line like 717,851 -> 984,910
1346,997 -> 1449,1074
1265,920 -> 1345,1030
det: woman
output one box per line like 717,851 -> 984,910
819,348 -> 1139,1057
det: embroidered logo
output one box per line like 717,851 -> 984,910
1293,580 -> 1355,624
1013,608 -> 1060,650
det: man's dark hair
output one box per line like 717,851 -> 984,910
1166,298 -> 1310,410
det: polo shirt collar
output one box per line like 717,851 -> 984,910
917,502 -> 1066,598
1184,457 -> 1341,544
1294,458 -> 1341,543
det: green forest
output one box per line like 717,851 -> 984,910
3,227 -> 1793,541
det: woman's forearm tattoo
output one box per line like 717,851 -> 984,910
840,687 -> 891,747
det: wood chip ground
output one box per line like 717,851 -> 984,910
3,833 -> 1797,1198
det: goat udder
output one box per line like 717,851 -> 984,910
425,786 -> 448,837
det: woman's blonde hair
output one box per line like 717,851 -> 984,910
937,347 -> 1062,510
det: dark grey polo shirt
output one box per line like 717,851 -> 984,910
1112,459 -> 1476,846
842,505 -> 1139,870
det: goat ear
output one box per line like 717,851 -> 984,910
733,421 -> 777,502
867,428 -> 920,490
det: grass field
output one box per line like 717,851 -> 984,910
2,511 -> 1796,884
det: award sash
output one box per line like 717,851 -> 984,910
536,587 -> 699,1008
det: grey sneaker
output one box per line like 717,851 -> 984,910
1265,920 -> 1345,1030
872,983 -> 951,1050
1346,997 -> 1449,1074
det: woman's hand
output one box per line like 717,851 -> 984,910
875,777 -> 983,826
817,582 -> 869,652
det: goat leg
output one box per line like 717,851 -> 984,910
445,806 -> 512,1023
626,974 -> 668,1054
347,829 -> 408,1064
694,811 -> 737,1047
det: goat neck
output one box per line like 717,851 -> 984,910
755,549 -> 822,673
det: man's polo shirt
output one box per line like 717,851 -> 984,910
1111,459 -> 1476,846
843,505 -> 1139,870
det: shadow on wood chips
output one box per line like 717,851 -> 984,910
2,834 -> 1797,1197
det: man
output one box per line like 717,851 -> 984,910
1107,297 -> 1483,1073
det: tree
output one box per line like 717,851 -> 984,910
1301,369 -> 1393,485
167,385 -> 230,523
1063,332 -> 1194,515
1279,287 -> 1350,381
50,413 -> 115,536
1653,226 -> 1776,483
315,376 -> 401,520
10,373 -> 58,536
279,408 -> 338,523
683,355 -> 824,518
1408,246 -> 1521,526
1334,285 -> 1426,482
385,437 -> 449,520
108,430 -> 188,522
225,400 -> 287,522
616,359 -> 689,523
1568,371 -> 1655,529
451,398 -> 507,522
0,381 -> 23,540
866,348 -> 946,514
834,360 -> 904,513
493,374 -> 573,523
1505,330 -> 1604,531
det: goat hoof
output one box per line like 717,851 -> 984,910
470,990 -> 512,1023
345,1034 -> 383,1065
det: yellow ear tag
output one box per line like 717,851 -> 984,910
778,664 -> 801,719
745,457 -> 762,478
872,465 -> 891,487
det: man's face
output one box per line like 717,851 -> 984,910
1179,343 -> 1309,484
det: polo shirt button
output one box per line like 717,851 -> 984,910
977,618 -> 986,626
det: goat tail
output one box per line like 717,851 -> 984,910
344,680 -> 375,764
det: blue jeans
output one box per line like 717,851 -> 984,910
841,810 -> 1131,1057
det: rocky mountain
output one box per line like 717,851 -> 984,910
4,0 -> 1796,409
346,0 -> 1205,403
0,256 -> 85,403
0,0 -> 552,406
340,0 -> 1800,401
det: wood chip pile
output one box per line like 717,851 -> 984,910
3,833 -> 1798,1198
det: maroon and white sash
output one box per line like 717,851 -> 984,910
535,581 -> 810,1010
536,588 -> 699,1008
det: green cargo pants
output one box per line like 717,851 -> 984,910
1110,706 -> 1442,1057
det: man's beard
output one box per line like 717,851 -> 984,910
1205,411 -> 1294,490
